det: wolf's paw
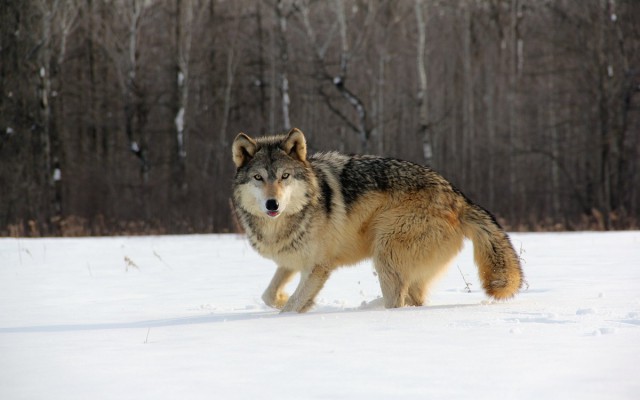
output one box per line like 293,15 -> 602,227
279,299 -> 297,313
262,292 -> 289,310
279,306 -> 294,314
280,298 -> 314,314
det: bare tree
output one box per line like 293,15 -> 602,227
275,0 -> 292,131
108,0 -> 150,183
202,1 -> 242,176
461,2 -> 475,189
295,0 -> 373,152
34,0 -> 81,222
171,0 -> 195,195
415,0 -> 432,165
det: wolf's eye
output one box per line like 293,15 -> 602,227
281,173 -> 290,180
253,174 -> 263,181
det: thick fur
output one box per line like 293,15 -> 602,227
232,128 -> 524,313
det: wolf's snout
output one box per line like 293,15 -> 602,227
266,199 -> 279,211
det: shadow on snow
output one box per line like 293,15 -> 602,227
0,302 -> 483,334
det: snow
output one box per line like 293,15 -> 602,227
1,232 -> 639,399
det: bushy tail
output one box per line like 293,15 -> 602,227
461,203 -> 523,300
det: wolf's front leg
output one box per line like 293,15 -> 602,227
262,266 -> 296,309
281,265 -> 331,313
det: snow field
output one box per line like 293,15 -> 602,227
1,232 -> 639,399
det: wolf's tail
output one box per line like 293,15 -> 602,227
461,203 -> 523,300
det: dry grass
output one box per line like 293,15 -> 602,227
2,210 -> 637,238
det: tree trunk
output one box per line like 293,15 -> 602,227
507,0 -> 523,222
275,0 -> 291,131
462,4 -> 475,191
172,0 -> 193,198
415,0 -> 432,165
122,0 -> 148,184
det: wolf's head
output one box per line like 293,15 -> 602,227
232,128 -> 312,219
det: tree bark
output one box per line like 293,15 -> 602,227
415,0 -> 432,165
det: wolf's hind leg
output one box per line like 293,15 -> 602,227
406,281 -> 427,307
262,266 -> 296,309
281,265 -> 331,313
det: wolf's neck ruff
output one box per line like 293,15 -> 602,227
237,199 -> 316,256
231,128 -> 524,313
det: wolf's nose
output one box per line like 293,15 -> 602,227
266,199 -> 279,211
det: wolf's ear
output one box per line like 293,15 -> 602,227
232,133 -> 257,168
282,128 -> 307,162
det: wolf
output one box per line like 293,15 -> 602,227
231,128 -> 523,313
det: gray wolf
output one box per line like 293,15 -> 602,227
231,128 -> 524,313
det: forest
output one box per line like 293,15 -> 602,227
1,0 -> 639,236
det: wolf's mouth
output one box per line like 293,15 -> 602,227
266,210 -> 280,218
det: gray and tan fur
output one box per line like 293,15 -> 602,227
232,128 -> 523,313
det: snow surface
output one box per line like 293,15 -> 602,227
1,232 -> 639,399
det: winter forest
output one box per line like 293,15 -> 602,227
1,0 -> 639,236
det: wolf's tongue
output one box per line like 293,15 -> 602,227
267,211 -> 279,217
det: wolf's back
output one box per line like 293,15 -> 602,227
312,154 -> 447,209
461,203 -> 523,299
